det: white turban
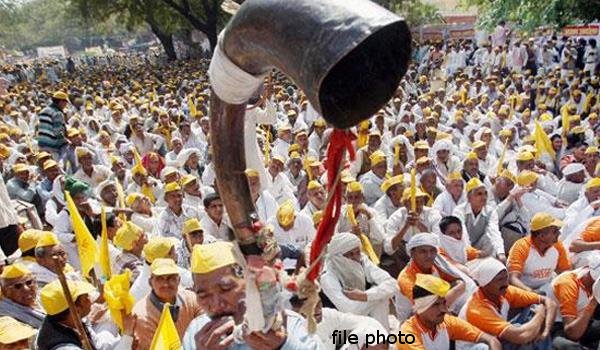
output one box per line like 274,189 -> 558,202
176,148 -> 201,168
118,142 -> 134,155
406,233 -> 439,256
433,139 -> 452,155
95,179 -> 115,198
326,233 -> 365,291
563,163 -> 585,177
470,257 -> 506,287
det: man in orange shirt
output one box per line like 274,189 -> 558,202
507,212 -> 571,293
458,258 -> 557,350
570,216 -> 600,267
397,233 -> 468,313
398,274 -> 501,350
550,256 -> 600,349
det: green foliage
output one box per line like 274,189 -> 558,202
0,0 -> 133,52
462,0 -> 600,33
372,0 -> 445,27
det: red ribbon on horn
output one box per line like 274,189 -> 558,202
307,128 -> 356,281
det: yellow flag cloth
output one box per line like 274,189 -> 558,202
104,270 -> 135,331
115,181 -> 126,220
149,303 -> 181,350
410,168 -> 417,213
65,191 -> 98,278
99,206 -> 112,282
533,120 -> 556,159
394,144 -> 400,166
496,140 -> 508,176
346,205 -> 380,265
142,184 -> 157,204
187,95 -> 197,117
560,105 -> 571,136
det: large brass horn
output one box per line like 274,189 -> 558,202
210,0 -> 411,254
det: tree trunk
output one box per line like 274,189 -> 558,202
206,26 -> 217,52
150,24 -> 177,61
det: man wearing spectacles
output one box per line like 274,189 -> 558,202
0,264 -> 45,329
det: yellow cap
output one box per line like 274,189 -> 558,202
125,192 -> 143,207
114,222 -> 143,251
401,187 -> 427,202
414,141 -> 429,150
499,169 -> 516,184
586,146 -> 599,155
472,140 -> 486,149
191,241 -> 238,274
465,151 -> 478,160
516,151 -> 534,162
369,150 -> 386,166
416,156 -> 430,165
589,112 -> 598,120
0,316 -> 37,345
499,129 -> 512,137
569,114 -> 581,123
277,201 -> 296,227
314,118 -> 327,127
150,258 -> 180,276
307,180 -> 323,191
163,182 -> 181,194
52,91 -> 69,101
465,178 -> 484,193
181,174 -> 197,187
75,147 -> 91,158
312,210 -> 324,226
143,237 -> 178,263
245,168 -> 259,178
447,171 -> 462,182
42,159 -> 58,170
66,128 -> 80,138
183,218 -> 202,236
415,273 -> 450,298
41,280 -> 96,315
572,126 -> 585,134
36,232 -> 59,248
12,163 -> 28,173
586,177 -> 600,190
517,170 -> 539,186
381,175 -> 404,193
0,263 -> 31,279
18,229 -> 42,252
530,212 -> 564,231
346,181 -> 363,193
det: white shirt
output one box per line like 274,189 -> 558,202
269,212 -> 315,250
266,172 -> 297,205
316,308 -> 387,350
384,207 -> 442,255
453,202 -> 504,255
255,191 -> 278,223
432,190 -> 466,217
372,195 -> 400,222
200,215 -> 232,242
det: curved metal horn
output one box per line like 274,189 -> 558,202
210,0 -> 411,254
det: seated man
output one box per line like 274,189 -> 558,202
320,232 -> 398,329
289,295 -> 388,350
6,163 -> 43,215
178,218 -> 217,269
561,177 -> 600,242
300,180 -> 326,218
569,216 -> 600,267
399,274 -> 501,350
0,316 -> 37,350
183,241 -> 323,349
438,216 -> 481,275
550,256 -> 600,349
373,175 -> 404,221
398,233 -> 467,314
200,193 -> 233,242
384,187 -> 442,276
459,258 -> 557,350
359,150 -> 388,206
29,232 -> 80,288
132,258 -> 202,350
113,221 -> 148,280
432,171 -> 465,217
245,168 -> 278,223
508,213 -> 570,293
453,178 -> 504,260
0,264 -> 45,328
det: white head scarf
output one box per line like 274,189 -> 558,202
176,148 -> 201,169
406,232 -> 439,256
325,232 -> 366,291
470,257 -> 506,287
439,233 -> 468,265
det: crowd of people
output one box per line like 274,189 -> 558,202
1,24 -> 600,350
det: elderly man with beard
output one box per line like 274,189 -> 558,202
183,241 -> 322,349
301,180 -> 326,218
373,175 -> 404,221
458,258 -> 557,350
398,274 -> 501,350
320,232 -> 398,329
0,264 -> 45,329
132,258 -> 202,350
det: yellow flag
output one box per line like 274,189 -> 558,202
149,303 -> 181,350
496,140 -> 508,176
65,191 -> 98,278
410,168 -> 417,213
99,206 -> 112,281
560,105 -> 571,136
104,270 -> 135,331
533,120 -> 556,159
393,144 -> 400,166
347,205 -> 379,265
187,95 -> 197,118
115,181 -> 126,220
